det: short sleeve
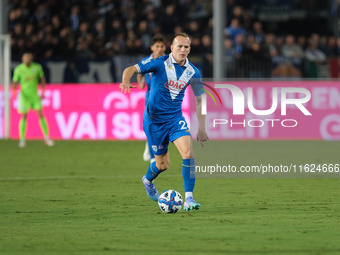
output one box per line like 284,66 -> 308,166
190,73 -> 204,98
135,58 -> 161,75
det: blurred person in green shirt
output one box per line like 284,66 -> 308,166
12,52 -> 54,148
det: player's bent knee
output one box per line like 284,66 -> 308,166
181,149 -> 194,159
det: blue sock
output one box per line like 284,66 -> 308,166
182,158 -> 196,193
145,161 -> 161,182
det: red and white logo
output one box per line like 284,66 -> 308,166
164,80 -> 187,91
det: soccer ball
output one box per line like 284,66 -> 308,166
158,190 -> 183,214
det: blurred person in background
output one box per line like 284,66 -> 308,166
245,34 -> 256,50
264,33 -> 277,54
135,20 -> 152,53
70,5 -> 81,32
305,37 -> 327,78
145,11 -> 159,34
188,36 -> 201,55
12,52 -> 54,148
76,38 -> 95,59
297,35 -> 307,50
228,5 -> 244,25
324,36 -> 339,57
224,37 -> 236,77
201,34 -> 213,78
251,21 -> 266,44
189,0 -> 212,22
275,36 -> 284,53
186,20 -> 202,38
243,41 -> 268,78
233,33 -> 246,77
281,34 -> 304,74
137,34 -> 166,163
160,4 -> 180,34
224,18 -> 245,44
234,33 -> 245,56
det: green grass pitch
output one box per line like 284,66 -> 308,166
1,140 -> 340,254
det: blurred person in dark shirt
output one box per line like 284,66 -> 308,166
201,34 -> 213,77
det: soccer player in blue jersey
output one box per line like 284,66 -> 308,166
120,33 -> 208,211
137,34 -> 166,163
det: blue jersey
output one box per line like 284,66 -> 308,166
139,54 -> 153,101
135,53 -> 203,123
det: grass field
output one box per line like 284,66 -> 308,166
1,140 -> 340,254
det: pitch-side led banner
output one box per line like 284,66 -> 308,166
9,81 -> 340,140
189,81 -> 340,140
10,84 -> 190,140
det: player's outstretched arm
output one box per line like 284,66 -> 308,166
137,74 -> 146,89
196,97 -> 209,147
12,81 -> 18,100
120,66 -> 138,93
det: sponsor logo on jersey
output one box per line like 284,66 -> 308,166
186,71 -> 193,77
25,75 -> 36,81
164,80 -> 187,91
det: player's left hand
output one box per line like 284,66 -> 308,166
120,82 -> 137,93
197,129 -> 209,147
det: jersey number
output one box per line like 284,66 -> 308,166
179,120 -> 187,130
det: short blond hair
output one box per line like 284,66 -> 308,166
172,32 -> 191,44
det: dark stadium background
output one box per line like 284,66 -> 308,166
5,0 -> 340,82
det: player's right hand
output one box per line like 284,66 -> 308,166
197,129 -> 209,147
119,82 -> 136,93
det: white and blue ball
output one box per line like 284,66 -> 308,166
158,190 -> 183,214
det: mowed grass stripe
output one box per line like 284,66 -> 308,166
1,140 -> 340,254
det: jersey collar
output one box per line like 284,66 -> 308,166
169,53 -> 189,67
